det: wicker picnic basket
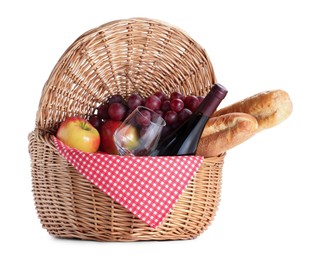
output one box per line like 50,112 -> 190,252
28,18 -> 225,241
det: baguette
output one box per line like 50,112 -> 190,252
213,89 -> 292,132
196,112 -> 258,157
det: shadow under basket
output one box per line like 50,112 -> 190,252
28,18 -> 226,242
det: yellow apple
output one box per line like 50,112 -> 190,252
115,124 -> 139,151
56,117 -> 100,153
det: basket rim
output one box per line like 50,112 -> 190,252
29,128 -> 226,160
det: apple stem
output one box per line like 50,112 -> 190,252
81,121 -> 91,131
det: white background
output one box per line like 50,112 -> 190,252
1,0 -> 312,259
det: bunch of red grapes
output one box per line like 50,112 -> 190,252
89,91 -> 204,136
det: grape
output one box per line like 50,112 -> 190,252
178,108 -> 192,122
184,95 -> 200,112
108,103 -> 127,121
127,93 -> 143,109
164,110 -> 178,125
108,94 -> 125,104
97,103 -> 109,120
145,95 -> 161,110
151,110 -> 165,126
136,109 -> 151,126
134,148 -> 149,156
171,121 -> 180,130
170,91 -> 184,101
154,109 -> 164,117
88,115 -> 102,131
139,126 -> 149,137
161,125 -> 172,138
170,98 -> 184,112
154,91 -> 167,102
161,100 -> 171,112
198,96 -> 204,104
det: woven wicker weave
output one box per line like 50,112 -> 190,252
29,18 -> 225,241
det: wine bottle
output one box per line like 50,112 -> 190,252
149,83 -> 228,156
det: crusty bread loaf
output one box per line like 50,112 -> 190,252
196,112 -> 258,157
213,89 -> 292,132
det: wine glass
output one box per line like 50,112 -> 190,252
113,106 -> 166,156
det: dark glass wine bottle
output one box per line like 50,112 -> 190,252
149,83 -> 228,156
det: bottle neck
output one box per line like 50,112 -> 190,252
197,84 -> 228,117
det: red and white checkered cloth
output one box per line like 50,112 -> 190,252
53,137 -> 203,228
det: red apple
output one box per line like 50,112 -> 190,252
56,117 -> 100,153
100,120 -> 122,154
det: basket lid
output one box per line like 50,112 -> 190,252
36,18 -> 216,131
